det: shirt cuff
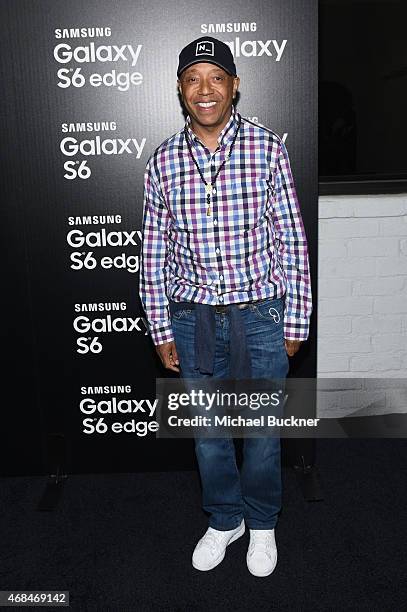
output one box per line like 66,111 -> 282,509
148,321 -> 174,346
283,316 -> 310,342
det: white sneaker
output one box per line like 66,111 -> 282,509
192,520 -> 245,571
246,529 -> 277,577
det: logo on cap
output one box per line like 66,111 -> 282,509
195,41 -> 214,57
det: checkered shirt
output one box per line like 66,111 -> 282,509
139,108 -> 312,345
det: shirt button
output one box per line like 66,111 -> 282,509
216,248 -> 220,254
213,219 -> 218,225
212,188 -> 217,194
219,296 -> 223,302
220,275 -> 224,280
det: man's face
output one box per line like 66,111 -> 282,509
178,62 -> 240,130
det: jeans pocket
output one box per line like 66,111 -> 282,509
251,297 -> 284,323
171,308 -> 194,321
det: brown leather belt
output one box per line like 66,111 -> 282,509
214,297 -> 269,313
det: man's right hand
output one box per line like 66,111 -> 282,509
156,341 -> 180,372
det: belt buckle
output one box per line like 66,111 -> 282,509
215,302 -> 248,312
215,298 -> 267,313
215,304 -> 227,313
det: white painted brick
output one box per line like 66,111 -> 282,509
318,194 -> 407,379
317,355 -> 350,373
318,317 -> 352,335
319,278 -> 351,297
317,391 -> 342,411
350,354 -> 402,372
344,370 -> 405,378
350,393 -> 388,416
352,277 -> 404,296
319,297 -> 373,317
374,293 -> 407,314
317,379 -> 364,390
379,216 -> 407,236
384,389 -> 407,413
320,257 -> 377,279
352,315 -> 402,334
318,389 -> 386,417
320,218 -> 379,238
365,379 -> 406,389
319,334 -> 372,355
347,237 -> 399,257
318,195 -> 407,219
317,400 -> 377,418
371,334 -> 407,351
351,196 -> 407,218
376,256 -> 407,276
318,239 -> 347,259
319,198 -> 357,219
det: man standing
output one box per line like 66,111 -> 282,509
139,36 -> 312,577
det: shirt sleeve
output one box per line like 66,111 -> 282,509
139,158 -> 174,346
271,139 -> 313,341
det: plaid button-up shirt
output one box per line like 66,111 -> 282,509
139,108 -> 312,346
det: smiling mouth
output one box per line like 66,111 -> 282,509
196,101 -> 217,108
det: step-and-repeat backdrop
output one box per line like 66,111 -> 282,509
2,0 -> 317,475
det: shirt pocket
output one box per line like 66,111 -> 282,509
165,185 -> 192,233
238,177 -> 275,235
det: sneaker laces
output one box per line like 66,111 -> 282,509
249,531 -> 275,557
201,529 -> 230,555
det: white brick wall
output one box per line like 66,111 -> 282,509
317,193 -> 407,379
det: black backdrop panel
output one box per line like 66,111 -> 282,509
1,0 -> 317,475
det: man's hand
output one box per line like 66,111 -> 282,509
156,340 -> 180,372
284,339 -> 302,357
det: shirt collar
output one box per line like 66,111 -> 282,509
185,106 -> 241,150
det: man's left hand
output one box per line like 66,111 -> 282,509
284,339 -> 302,357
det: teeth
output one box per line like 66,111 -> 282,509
197,102 -> 216,108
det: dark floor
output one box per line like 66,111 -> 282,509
2,439 -> 407,612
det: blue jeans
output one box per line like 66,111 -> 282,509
171,295 -> 290,531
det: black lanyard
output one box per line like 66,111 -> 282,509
184,114 -> 241,216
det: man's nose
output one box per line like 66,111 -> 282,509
198,77 -> 213,95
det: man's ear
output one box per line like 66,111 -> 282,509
177,79 -> 182,97
233,76 -> 240,98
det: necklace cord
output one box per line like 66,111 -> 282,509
184,114 -> 242,189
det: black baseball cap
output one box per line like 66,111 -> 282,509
177,36 -> 237,78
